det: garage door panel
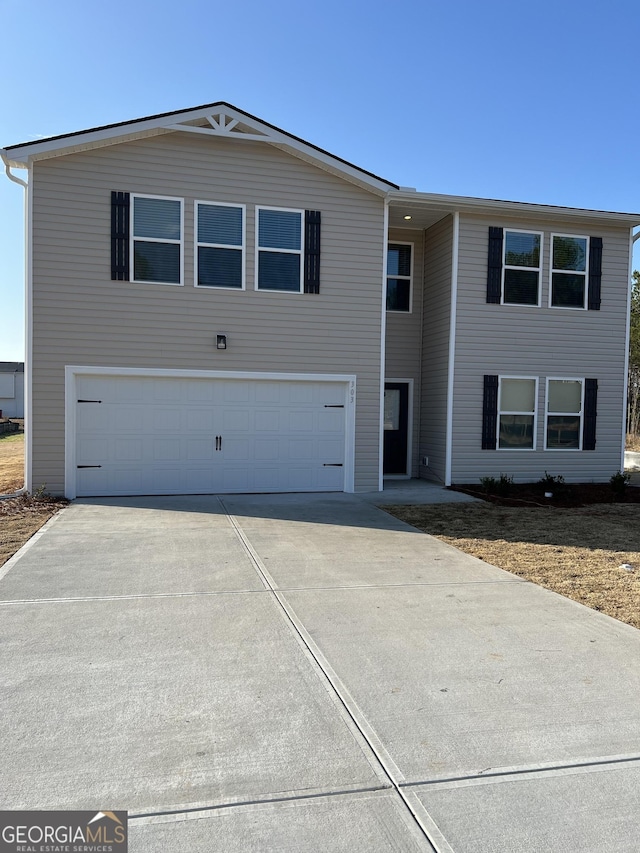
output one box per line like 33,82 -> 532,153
114,438 -> 144,462
186,439 -> 215,461
254,439 -> 279,460
223,410 -> 251,431
186,409 -> 216,431
255,411 -> 279,432
289,412 -> 314,432
223,383 -> 250,403
74,376 -> 348,497
318,466 -> 344,490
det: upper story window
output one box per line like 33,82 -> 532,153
132,194 -> 183,285
498,376 -> 537,449
196,202 -> 245,289
502,230 -> 541,306
545,378 -> 583,449
387,243 -> 412,312
256,207 -> 303,292
550,235 -> 588,309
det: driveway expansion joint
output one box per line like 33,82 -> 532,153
401,753 -> 640,790
219,497 -> 443,853
128,783 -> 393,822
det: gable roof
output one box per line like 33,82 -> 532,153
2,102 -> 398,196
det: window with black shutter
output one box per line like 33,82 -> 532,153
111,191 -> 130,281
482,375 -> 499,449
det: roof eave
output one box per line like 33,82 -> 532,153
4,102 -> 397,195
388,190 -> 640,226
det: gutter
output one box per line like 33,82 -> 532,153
1,148 -> 28,189
1,149 -> 28,497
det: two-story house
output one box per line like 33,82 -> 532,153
2,103 -> 637,498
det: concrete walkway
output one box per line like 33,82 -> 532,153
2,492 -> 640,851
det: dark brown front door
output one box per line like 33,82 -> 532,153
383,382 -> 409,475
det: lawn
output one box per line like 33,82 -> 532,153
386,502 -> 640,630
0,431 -> 25,493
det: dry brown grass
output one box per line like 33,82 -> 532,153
387,502 -> 640,630
627,433 -> 640,452
0,432 -> 24,493
0,495 -> 68,567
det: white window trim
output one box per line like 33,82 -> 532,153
544,377 -> 585,451
501,228 -> 543,308
255,205 -> 304,294
194,200 -> 246,290
386,241 -> 414,313
131,193 -> 184,287
548,233 -> 589,310
497,375 -> 538,451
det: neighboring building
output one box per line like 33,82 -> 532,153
1,103 -> 638,498
0,362 -> 24,419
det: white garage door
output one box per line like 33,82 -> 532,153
74,375 -> 347,497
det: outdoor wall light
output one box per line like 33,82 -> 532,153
403,215 -> 412,220
216,334 -> 227,350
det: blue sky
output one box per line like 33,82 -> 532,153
2,0 -> 639,360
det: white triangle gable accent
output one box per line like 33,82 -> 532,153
164,107 -> 283,143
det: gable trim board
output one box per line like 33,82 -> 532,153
3,103 -> 398,197
64,367 -> 357,500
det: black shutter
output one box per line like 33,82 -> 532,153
487,227 -> 503,304
583,378 -> 598,450
482,374 -> 499,449
588,237 -> 603,310
304,210 -> 321,294
111,191 -> 130,281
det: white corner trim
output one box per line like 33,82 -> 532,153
25,165 -> 33,494
622,227 -> 634,470
64,366 -> 357,500
445,212 -> 459,486
378,199 -> 390,491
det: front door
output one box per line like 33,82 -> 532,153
383,382 -> 409,475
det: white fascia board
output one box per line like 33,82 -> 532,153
387,190 -> 640,226
5,104 -> 396,195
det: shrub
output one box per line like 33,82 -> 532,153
538,471 -> 565,493
480,473 -> 513,496
610,470 -> 631,498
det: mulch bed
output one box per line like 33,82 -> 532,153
451,482 -> 640,507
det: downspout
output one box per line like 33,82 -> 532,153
0,150 -> 29,498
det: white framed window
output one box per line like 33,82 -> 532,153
131,194 -> 183,285
497,376 -> 538,450
256,207 -> 304,292
545,378 -> 584,450
195,201 -> 245,289
386,243 -> 413,312
502,229 -> 542,306
550,234 -> 589,309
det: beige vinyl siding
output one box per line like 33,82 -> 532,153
419,216 -> 454,483
452,213 -> 630,483
30,133 -> 385,494
384,227 -> 424,476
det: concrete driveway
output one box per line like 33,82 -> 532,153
2,493 -> 640,851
